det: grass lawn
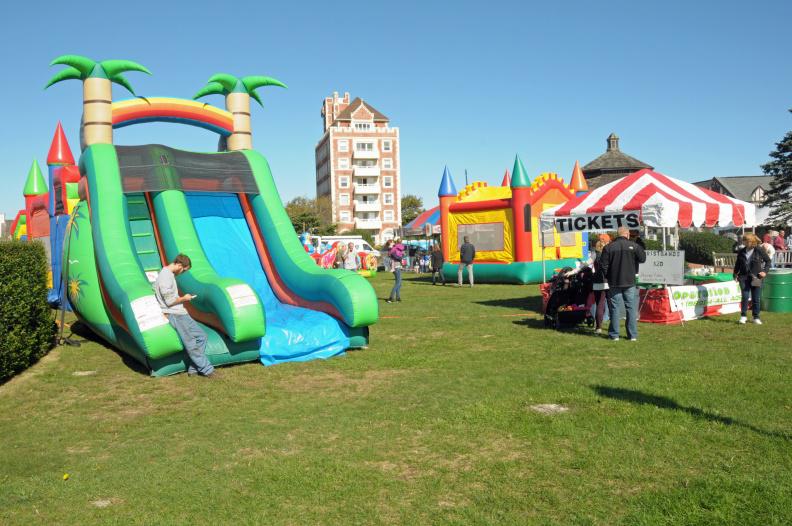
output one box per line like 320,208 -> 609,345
1,272 -> 791,525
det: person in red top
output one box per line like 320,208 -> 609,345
773,231 -> 786,252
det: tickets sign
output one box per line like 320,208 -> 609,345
553,212 -> 640,233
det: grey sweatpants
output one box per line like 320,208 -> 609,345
457,263 -> 474,286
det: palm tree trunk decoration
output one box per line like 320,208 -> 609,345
194,74 -> 287,151
45,55 -> 151,149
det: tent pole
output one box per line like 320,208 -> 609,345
542,228 -> 546,284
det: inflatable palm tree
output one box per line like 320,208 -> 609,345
194,74 -> 287,151
45,55 -> 151,148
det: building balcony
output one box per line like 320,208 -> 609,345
353,166 -> 380,177
355,218 -> 382,230
354,183 -> 380,194
353,149 -> 379,160
354,201 -> 381,212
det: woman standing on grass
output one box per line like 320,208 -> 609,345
387,238 -> 405,303
566,234 -> 610,333
733,233 -> 772,325
381,239 -> 393,272
431,244 -> 445,285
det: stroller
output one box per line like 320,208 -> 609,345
543,266 -> 595,330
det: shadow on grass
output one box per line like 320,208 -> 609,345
70,321 -> 150,376
592,385 -> 791,441
512,318 -> 547,329
476,296 -> 543,312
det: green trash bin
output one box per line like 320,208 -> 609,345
762,269 -> 792,313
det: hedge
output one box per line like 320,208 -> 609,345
679,231 -> 736,265
0,240 -> 56,383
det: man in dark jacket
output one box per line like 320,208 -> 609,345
600,227 -> 646,341
458,236 -> 476,287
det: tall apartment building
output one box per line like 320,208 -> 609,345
315,92 -> 401,244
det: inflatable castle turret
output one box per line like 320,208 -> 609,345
46,122 -> 80,307
23,160 -> 49,242
436,156 -> 589,284
437,165 -> 458,264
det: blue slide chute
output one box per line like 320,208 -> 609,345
185,193 -> 349,365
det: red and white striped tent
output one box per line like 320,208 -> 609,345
541,169 -> 756,232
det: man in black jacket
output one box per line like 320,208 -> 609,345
458,236 -> 476,287
600,227 -> 646,341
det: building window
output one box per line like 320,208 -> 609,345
353,159 -> 376,167
338,140 -> 348,152
339,176 -> 349,188
340,211 -> 351,222
338,157 -> 349,169
752,187 -> 766,203
383,158 -> 392,169
383,176 -> 393,188
354,122 -> 372,131
355,142 -> 374,152
384,210 -> 394,221
382,140 -> 392,152
339,193 -> 350,205
383,193 -> 394,205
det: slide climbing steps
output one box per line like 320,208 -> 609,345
126,193 -> 162,280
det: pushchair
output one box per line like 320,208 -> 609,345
543,266 -> 595,330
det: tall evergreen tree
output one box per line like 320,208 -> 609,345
763,109 -> 792,225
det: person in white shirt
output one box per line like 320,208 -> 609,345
342,242 -> 361,271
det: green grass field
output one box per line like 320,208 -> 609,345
1,272 -> 790,525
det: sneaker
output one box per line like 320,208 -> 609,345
753,318 -> 763,325
629,338 -> 637,342
610,337 -> 620,341
594,328 -> 602,334
739,316 -> 747,324
386,299 -> 393,303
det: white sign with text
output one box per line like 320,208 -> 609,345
639,250 -> 685,285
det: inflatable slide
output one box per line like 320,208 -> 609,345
45,55 -> 377,375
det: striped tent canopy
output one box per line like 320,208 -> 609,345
541,169 -> 756,232
403,206 -> 440,235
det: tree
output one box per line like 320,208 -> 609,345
401,194 -> 425,226
763,109 -> 792,225
194,73 -> 287,151
346,229 -> 375,246
285,196 -> 336,235
45,55 -> 151,147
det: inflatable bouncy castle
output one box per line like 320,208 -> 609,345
44,55 -> 377,375
438,156 -> 589,284
9,126 -> 81,299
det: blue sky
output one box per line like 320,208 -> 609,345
1,0 -> 790,218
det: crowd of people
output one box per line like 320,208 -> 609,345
155,227 -> 781,378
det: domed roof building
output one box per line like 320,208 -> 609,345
582,133 -> 653,189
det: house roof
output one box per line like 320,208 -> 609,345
694,176 -> 775,202
334,97 -> 389,122
582,133 -> 653,173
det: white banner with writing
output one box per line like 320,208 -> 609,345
639,250 -> 685,285
667,281 -> 742,320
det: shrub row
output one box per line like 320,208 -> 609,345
0,240 -> 56,383
679,231 -> 736,264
